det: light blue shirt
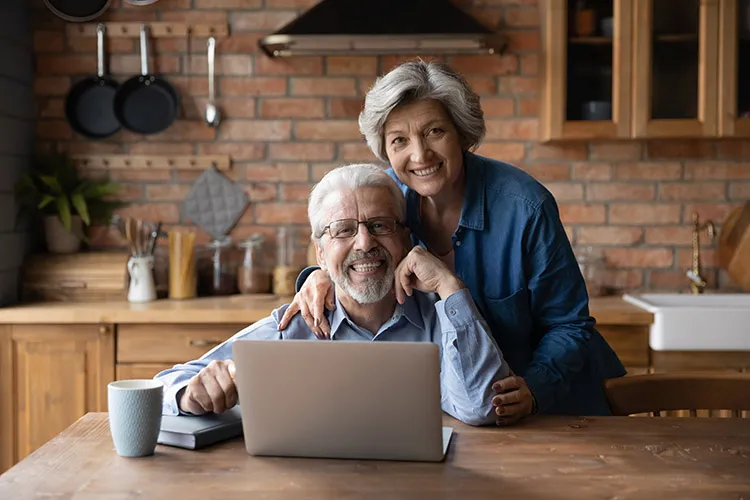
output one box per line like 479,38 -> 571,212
155,288 -> 509,426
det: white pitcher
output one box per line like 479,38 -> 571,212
127,256 -> 156,303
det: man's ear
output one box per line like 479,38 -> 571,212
314,239 -> 327,270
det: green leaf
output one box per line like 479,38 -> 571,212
40,175 -> 62,194
56,195 -> 72,232
37,194 -> 55,210
70,192 -> 90,226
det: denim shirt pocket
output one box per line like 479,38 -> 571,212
484,287 -> 533,348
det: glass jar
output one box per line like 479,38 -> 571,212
237,234 -> 271,294
198,236 -> 239,296
273,226 -> 299,296
576,245 -> 608,297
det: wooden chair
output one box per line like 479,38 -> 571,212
604,373 -> 750,417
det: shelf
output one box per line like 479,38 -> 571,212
72,155 -> 231,171
568,37 -> 613,45
655,34 -> 698,42
66,22 -> 229,38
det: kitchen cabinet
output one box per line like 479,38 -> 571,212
718,0 -> 750,136
632,0 -> 719,138
541,0 -> 634,140
541,0 -> 725,140
0,322 -> 246,474
115,323 -> 247,380
0,324 -> 114,472
597,324 -> 650,374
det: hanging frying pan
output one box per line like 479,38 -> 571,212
65,24 -> 120,139
113,25 -> 179,135
44,0 -> 112,22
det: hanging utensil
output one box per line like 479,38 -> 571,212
44,0 -> 112,22
113,25 -> 179,135
124,0 -> 160,5
205,37 -> 221,128
65,24 -> 120,139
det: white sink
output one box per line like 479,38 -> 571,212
622,293 -> 750,351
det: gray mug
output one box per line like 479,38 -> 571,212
108,379 -> 164,457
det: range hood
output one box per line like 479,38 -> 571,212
258,0 -> 508,57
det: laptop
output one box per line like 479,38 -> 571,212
232,339 -> 453,462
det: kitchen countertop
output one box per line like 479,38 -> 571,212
0,294 -> 653,325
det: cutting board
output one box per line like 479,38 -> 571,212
717,201 -> 750,291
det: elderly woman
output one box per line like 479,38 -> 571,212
279,60 -> 625,424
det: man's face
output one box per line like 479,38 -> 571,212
316,186 -> 408,304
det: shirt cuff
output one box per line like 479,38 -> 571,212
163,379 -> 191,416
435,288 -> 479,329
523,364 -> 556,415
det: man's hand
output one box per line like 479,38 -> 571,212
277,269 -> 336,339
491,375 -> 535,426
394,246 -> 463,303
179,360 -> 238,415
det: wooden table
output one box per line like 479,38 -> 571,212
1,413 -> 748,499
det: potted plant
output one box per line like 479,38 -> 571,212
16,152 -> 127,254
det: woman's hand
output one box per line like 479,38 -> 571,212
277,269 -> 336,339
491,375 -> 536,426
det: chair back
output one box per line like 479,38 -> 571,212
604,373 -> 750,417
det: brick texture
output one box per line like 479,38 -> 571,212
30,0 -> 750,293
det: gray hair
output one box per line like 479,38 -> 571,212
358,60 -> 485,163
308,163 -> 406,240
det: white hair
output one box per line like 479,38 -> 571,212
307,163 -> 406,241
358,60 -> 485,163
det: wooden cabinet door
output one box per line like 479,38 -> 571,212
0,326 -> 13,474
11,324 -> 115,463
116,363 -> 175,381
718,0 -> 750,136
632,0 -> 720,137
541,0 -> 634,140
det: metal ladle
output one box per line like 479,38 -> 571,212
205,36 -> 221,128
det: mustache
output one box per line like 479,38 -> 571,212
343,247 -> 389,266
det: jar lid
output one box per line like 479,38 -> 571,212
238,233 -> 264,248
206,235 -> 233,249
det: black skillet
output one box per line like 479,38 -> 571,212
113,25 -> 179,135
44,0 -> 111,22
64,24 -> 120,139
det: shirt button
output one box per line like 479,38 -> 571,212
455,241 -> 462,247
450,309 -> 457,316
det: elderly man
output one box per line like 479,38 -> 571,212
155,163 -> 509,426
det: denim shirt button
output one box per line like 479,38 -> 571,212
450,309 -> 457,316
455,240 -> 462,247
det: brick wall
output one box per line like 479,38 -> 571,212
1,0 -> 34,306
31,0 -> 750,294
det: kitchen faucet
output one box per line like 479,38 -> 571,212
686,212 -> 715,294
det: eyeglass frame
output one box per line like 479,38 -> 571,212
317,217 -> 406,240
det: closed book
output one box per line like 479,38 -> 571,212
157,406 -> 243,450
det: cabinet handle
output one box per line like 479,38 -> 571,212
190,339 -> 221,348
98,325 -> 110,335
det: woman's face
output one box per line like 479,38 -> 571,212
383,99 -> 464,198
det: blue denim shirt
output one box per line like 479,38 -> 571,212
386,151 -> 626,416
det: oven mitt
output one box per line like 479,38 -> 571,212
181,164 -> 249,240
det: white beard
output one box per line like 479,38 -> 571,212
330,248 -> 394,304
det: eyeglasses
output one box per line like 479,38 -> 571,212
319,217 -> 404,239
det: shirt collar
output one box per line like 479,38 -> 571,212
327,292 -> 425,339
404,150 -> 486,234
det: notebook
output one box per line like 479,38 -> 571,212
157,406 -> 243,450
